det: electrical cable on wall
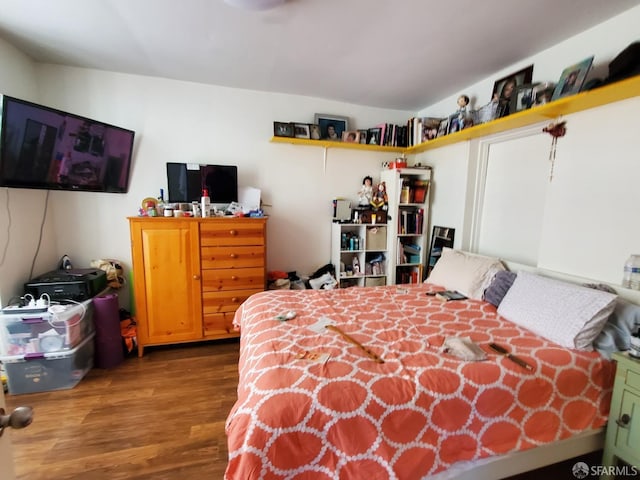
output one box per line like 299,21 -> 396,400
0,188 -> 11,267
29,190 -> 50,279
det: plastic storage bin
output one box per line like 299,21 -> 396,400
0,299 -> 94,357
1,333 -> 94,395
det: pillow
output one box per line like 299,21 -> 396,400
426,248 -> 505,300
593,298 -> 640,358
497,271 -> 617,350
483,271 -> 517,307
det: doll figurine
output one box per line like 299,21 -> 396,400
370,181 -> 388,210
358,176 -> 373,206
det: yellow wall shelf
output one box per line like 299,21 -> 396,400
270,136 -> 405,153
270,75 -> 640,156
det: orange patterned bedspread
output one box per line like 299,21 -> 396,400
225,284 -> 615,479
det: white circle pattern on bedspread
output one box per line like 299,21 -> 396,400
225,284 -> 614,479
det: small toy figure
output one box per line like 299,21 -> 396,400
370,181 -> 388,210
457,94 -> 470,114
358,176 -> 373,206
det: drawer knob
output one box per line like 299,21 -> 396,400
616,413 -> 631,428
229,253 -> 237,258
230,230 -> 238,236
193,274 -> 201,280
231,297 -> 239,303
231,275 -> 238,280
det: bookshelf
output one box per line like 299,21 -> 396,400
381,167 -> 432,285
331,222 -> 389,288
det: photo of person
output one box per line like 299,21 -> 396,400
491,65 -> 533,118
358,129 -> 368,144
310,124 -> 321,140
314,114 -> 348,141
551,56 -> 594,100
367,127 -> 381,145
342,130 -> 359,143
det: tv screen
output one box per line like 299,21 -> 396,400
0,95 -> 135,193
166,162 -> 238,205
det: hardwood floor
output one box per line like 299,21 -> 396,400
5,339 -> 240,480
5,339 -> 603,480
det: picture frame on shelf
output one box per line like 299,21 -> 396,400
532,82 -> 555,106
491,64 -> 534,118
293,123 -> 311,139
358,129 -> 368,144
273,121 -> 294,137
510,83 -> 539,113
342,130 -> 360,143
447,113 -> 461,135
367,127 -> 382,145
314,113 -> 349,141
426,226 -> 455,276
551,56 -> 594,101
436,118 -> 449,137
309,124 -> 321,140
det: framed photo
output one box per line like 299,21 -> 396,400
491,64 -> 534,117
436,118 -> 449,137
367,127 -> 382,145
510,83 -> 538,113
273,121 -> 294,137
551,56 -> 594,101
532,82 -> 555,106
309,124 -> 321,140
293,123 -> 310,139
314,113 -> 349,141
358,129 -> 368,144
447,113 -> 461,135
342,130 -> 360,143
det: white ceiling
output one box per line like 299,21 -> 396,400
0,0 -> 638,111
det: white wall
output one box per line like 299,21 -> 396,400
419,6 -> 640,120
1,6 -> 639,310
0,38 -> 59,306
412,6 -> 640,287
28,66 -> 412,307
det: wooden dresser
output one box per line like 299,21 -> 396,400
129,216 -> 267,356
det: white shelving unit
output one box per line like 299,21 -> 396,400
331,222 -> 389,288
381,167 -> 432,285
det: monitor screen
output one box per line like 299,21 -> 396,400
0,95 -> 135,193
166,162 -> 238,204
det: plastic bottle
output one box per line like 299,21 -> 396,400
624,255 -> 640,290
201,188 -> 211,218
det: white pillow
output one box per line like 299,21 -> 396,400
497,271 -> 617,350
425,248 -> 505,299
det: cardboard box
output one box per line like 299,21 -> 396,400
365,277 -> 386,287
366,226 -> 387,250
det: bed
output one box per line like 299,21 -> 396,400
224,266 -> 621,479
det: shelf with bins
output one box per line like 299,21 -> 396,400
331,222 -> 389,288
381,168 -> 431,285
271,76 -> 640,156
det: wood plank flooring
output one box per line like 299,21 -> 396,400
5,339 -> 602,480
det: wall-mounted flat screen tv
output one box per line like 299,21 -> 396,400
166,162 -> 238,206
0,95 -> 135,193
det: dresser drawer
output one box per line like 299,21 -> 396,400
200,221 -> 265,247
202,267 -> 265,291
203,312 -> 236,337
201,245 -> 265,269
202,289 -> 262,314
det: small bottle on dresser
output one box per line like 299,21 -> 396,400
201,189 -> 211,218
